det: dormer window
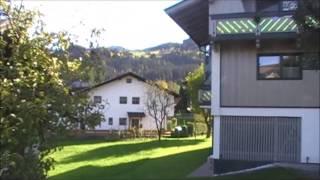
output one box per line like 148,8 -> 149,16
126,78 -> 132,83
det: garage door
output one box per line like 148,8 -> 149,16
220,116 -> 301,162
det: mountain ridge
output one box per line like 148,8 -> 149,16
69,38 -> 202,84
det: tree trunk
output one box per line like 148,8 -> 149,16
203,111 -> 212,138
206,123 -> 211,138
158,130 -> 161,141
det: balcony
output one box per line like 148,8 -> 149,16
212,12 -> 320,42
213,15 -> 300,41
198,85 -> 211,107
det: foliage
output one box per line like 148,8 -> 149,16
295,0 -> 320,31
185,64 -> 212,138
167,117 -> 177,130
68,39 -> 202,83
185,64 -> 204,113
175,82 -> 189,113
294,0 -> 320,54
68,93 -> 107,130
0,2 -> 104,179
145,84 -> 175,141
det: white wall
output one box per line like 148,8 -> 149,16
87,75 -> 175,131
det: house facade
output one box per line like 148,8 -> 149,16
86,72 -> 176,131
166,0 -> 320,170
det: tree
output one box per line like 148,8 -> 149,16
294,0 -> 320,31
293,0 -> 320,53
72,94 -> 108,130
145,84 -> 175,141
0,2 -> 104,179
185,64 -> 212,138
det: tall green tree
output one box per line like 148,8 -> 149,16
0,2 -> 104,179
185,64 -> 211,138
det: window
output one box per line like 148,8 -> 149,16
132,97 -> 140,104
93,96 -> 102,103
282,0 -> 298,11
108,117 -> 113,125
119,96 -> 127,104
258,54 -> 302,80
256,0 -> 298,12
119,118 -> 127,125
126,78 -> 132,83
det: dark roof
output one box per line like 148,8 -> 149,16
128,112 -> 146,117
165,0 -> 209,47
89,72 -> 146,90
83,72 -> 179,97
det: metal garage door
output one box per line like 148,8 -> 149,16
220,116 -> 301,162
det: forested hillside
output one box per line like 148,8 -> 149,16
69,39 -> 202,85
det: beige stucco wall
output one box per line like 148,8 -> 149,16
220,41 -> 320,107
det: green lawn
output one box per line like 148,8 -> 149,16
49,137 -> 309,180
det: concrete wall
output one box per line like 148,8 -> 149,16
88,75 -> 175,131
220,41 -> 320,107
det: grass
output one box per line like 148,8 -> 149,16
49,137 -> 309,180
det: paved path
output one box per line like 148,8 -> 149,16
189,161 -> 320,178
188,161 -> 213,177
275,163 -> 320,178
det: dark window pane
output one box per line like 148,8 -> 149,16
258,56 -> 281,79
108,118 -> 113,125
119,118 -> 127,125
132,97 -> 140,104
120,97 -> 127,104
281,55 -> 301,79
94,96 -> 102,103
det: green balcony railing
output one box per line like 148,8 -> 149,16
216,15 -> 298,35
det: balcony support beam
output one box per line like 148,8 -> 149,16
211,43 -> 221,116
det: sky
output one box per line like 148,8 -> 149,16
19,0 -> 188,50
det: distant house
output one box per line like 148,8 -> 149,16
166,0 -> 319,174
85,72 -> 178,131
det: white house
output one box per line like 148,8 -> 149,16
166,0 -> 320,173
86,72 -> 177,131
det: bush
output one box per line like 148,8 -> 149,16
193,123 -> 207,136
170,125 -> 192,138
187,124 -> 194,136
167,118 -> 177,130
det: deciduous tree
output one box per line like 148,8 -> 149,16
185,64 -> 212,138
0,2 -> 104,179
145,85 -> 175,141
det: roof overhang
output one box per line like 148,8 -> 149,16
128,112 -> 146,118
165,0 -> 209,47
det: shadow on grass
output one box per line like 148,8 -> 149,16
54,138 -> 116,147
50,148 -> 211,180
61,139 -> 206,164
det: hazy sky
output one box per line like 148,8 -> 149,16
20,0 -> 188,50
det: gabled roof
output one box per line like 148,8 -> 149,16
89,72 -> 146,90
84,72 -> 179,97
165,0 -> 209,47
